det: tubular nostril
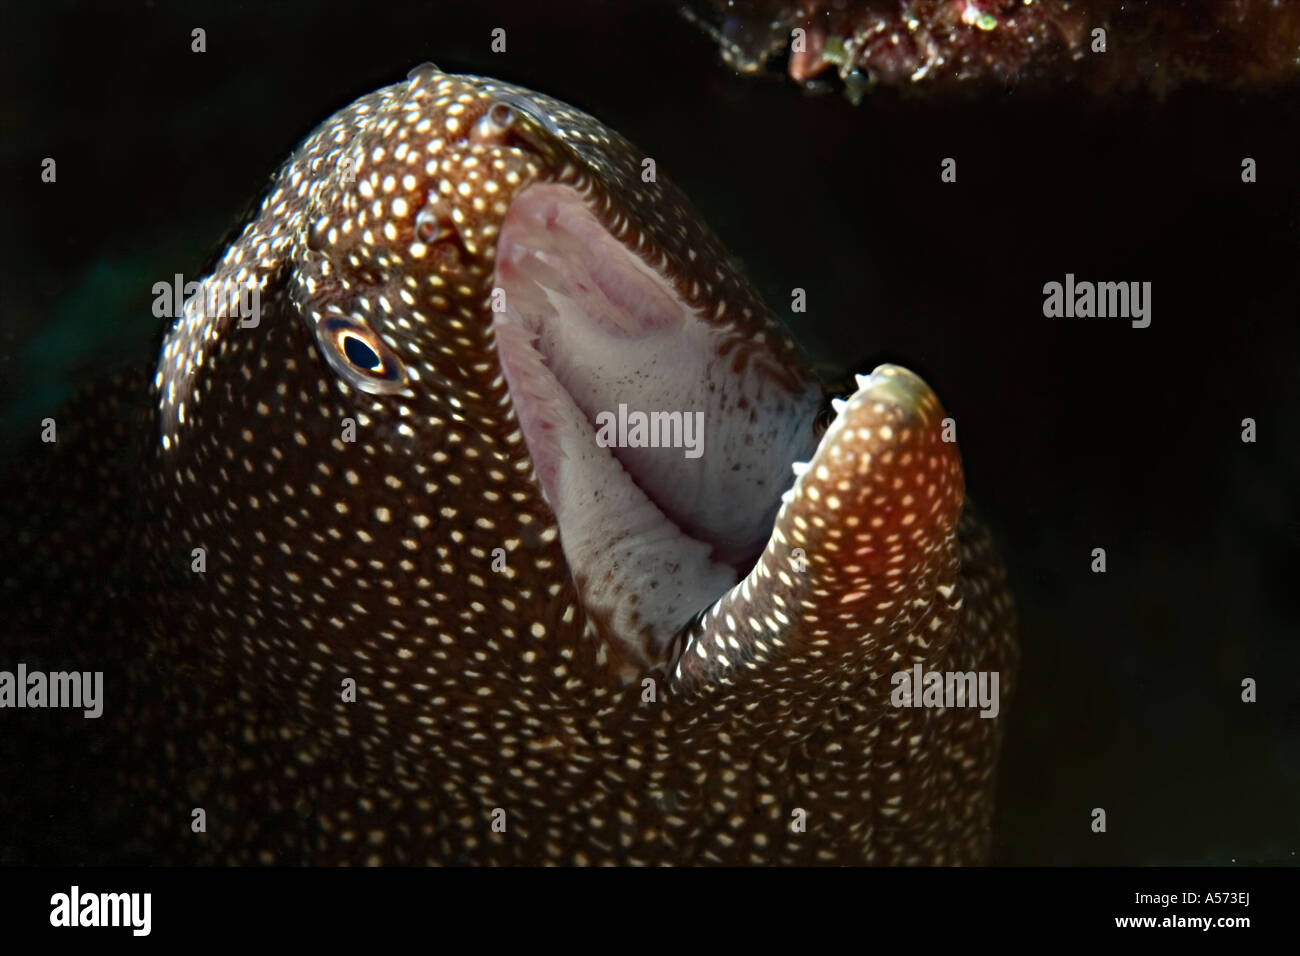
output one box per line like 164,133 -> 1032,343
414,201 -> 447,243
489,101 -> 515,130
492,90 -> 563,139
406,61 -> 442,81
470,100 -> 518,145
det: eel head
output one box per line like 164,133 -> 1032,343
149,65 -> 1013,863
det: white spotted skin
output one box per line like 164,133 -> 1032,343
2,69 -> 1015,865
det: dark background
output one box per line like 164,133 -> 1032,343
1,0 -> 1296,864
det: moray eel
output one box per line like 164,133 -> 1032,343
0,65 -> 1015,865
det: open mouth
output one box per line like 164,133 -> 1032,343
492,183 -> 820,665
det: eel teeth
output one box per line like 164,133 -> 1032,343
791,461 -> 810,476
831,397 -> 848,414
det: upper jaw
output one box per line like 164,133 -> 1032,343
491,180 -> 821,667
290,70 -> 830,671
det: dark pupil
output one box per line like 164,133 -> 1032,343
343,335 -> 381,371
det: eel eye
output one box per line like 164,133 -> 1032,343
342,333 -> 380,371
314,316 -> 409,395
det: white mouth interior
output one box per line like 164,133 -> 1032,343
492,183 -> 818,662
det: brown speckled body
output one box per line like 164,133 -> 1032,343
1,68 -> 1015,865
